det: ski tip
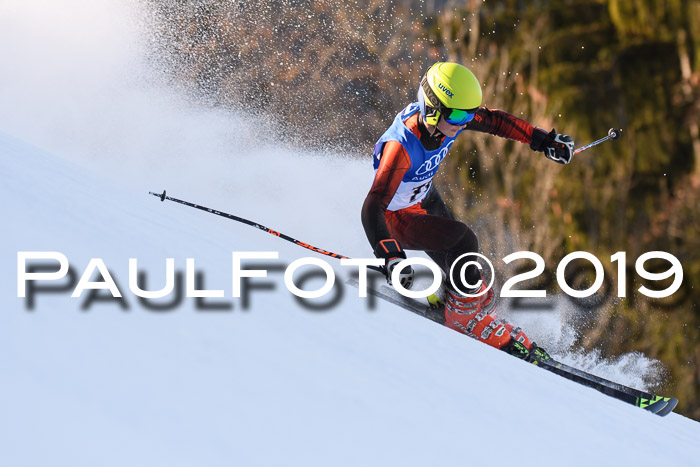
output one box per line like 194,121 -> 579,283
655,398 -> 679,417
638,395 -> 679,416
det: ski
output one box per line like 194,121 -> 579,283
532,358 -> 677,415
347,279 -> 678,417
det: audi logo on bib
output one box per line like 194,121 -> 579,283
415,140 -> 454,177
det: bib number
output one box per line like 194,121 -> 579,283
409,182 -> 431,203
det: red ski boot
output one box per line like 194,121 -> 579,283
444,280 -> 532,352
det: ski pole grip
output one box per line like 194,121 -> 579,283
608,128 -> 621,140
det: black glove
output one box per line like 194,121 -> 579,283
530,128 -> 574,164
374,239 -> 414,289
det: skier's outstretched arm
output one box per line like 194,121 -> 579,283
466,107 -> 574,164
466,107 -> 535,144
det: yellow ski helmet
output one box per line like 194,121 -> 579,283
417,62 -> 482,126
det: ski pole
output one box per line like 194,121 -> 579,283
148,190 -> 383,272
573,128 -> 622,155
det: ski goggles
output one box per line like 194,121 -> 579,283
442,108 -> 476,125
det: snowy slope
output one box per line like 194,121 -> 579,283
2,1 -> 700,466
3,131 -> 700,467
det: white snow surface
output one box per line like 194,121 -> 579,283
2,1 -> 700,466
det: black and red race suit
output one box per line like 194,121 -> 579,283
361,105 -> 536,286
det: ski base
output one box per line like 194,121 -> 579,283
348,279 -> 678,417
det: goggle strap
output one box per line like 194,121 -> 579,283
420,76 -> 442,113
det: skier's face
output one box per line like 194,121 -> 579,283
436,117 -> 466,137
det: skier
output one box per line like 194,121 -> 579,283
361,62 -> 574,359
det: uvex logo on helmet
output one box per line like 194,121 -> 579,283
438,83 -> 454,98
